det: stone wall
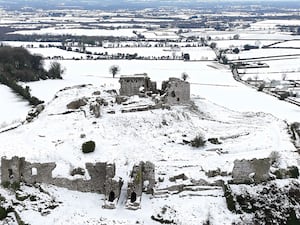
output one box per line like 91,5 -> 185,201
126,161 -> 155,209
1,157 -> 156,209
119,74 -> 155,96
1,156 -> 119,194
232,158 -> 271,184
143,161 -> 155,194
162,78 -> 190,105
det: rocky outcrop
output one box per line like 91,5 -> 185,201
89,102 -> 101,118
26,104 -> 45,122
66,98 -> 88,109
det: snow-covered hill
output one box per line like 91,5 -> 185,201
0,84 -> 298,224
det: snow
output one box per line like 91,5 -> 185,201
238,57 -> 300,81
85,46 -> 215,60
0,41 -> 62,48
23,60 -> 300,123
1,12 -> 300,224
0,86 -> 297,225
273,40 -> 300,48
214,40 -> 276,49
227,48 -> 300,61
0,80 -> 298,225
9,28 -> 146,38
28,47 -> 89,59
0,84 -> 30,126
250,19 -> 300,30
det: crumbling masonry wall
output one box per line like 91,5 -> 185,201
232,158 -> 271,184
119,74 -> 156,96
1,156 -> 121,195
126,161 -> 155,209
162,77 -> 190,105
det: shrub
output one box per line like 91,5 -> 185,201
191,135 -> 206,147
48,61 -> 64,79
11,182 -> 20,191
258,83 -> 265,92
82,141 -> 95,153
15,192 -> 29,201
2,181 -> 10,189
0,207 -> 7,220
71,167 -> 85,176
223,184 -> 236,212
288,166 -> 299,178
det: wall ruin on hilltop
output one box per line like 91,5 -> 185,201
1,156 -> 122,200
119,75 -> 190,106
161,77 -> 190,105
1,156 -> 155,209
232,158 -> 271,184
119,73 -> 157,96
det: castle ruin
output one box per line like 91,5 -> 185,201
119,75 -> 190,105
119,73 -> 157,96
1,156 -> 155,209
126,161 -> 155,210
161,77 -> 190,105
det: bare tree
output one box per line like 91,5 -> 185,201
109,65 -> 120,78
48,61 -> 64,79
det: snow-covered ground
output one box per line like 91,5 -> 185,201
23,60 -> 300,123
9,28 -> 146,38
238,57 -> 300,81
0,41 -> 62,48
1,56 -> 299,134
28,46 -> 215,60
214,40 -> 276,49
28,47 -> 89,59
0,82 -> 298,225
250,19 -> 300,30
272,40 -> 300,48
0,84 -> 30,127
227,48 -> 300,61
1,13 -> 300,224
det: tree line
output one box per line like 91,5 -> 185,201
0,46 -> 64,105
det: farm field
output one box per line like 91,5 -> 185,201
0,3 -> 300,225
23,59 -> 300,123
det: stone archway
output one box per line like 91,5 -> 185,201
108,191 -> 115,202
130,192 -> 137,203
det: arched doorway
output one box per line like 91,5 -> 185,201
130,192 -> 137,203
108,191 -> 115,202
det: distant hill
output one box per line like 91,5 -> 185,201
2,0 -> 300,10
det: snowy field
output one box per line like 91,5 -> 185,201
250,19 -> 300,30
28,47 -> 89,59
213,40 -> 276,49
9,27 -> 146,37
85,46 -> 214,60
27,46 -> 215,60
0,11 -> 300,224
236,55 -> 300,82
5,59 -> 296,128
227,48 -> 300,61
272,40 -> 300,48
23,59 -> 300,124
0,41 -> 62,48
